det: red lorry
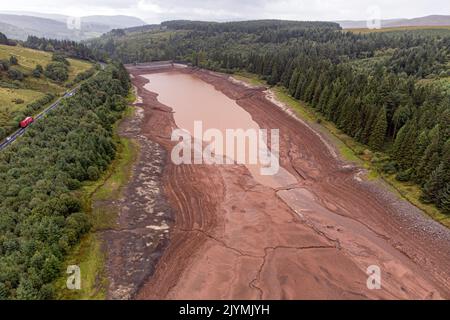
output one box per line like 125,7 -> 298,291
19,117 -> 34,128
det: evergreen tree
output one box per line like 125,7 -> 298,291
317,85 -> 330,113
440,183 -> 450,214
369,107 -> 388,151
422,164 -> 445,204
288,69 -> 299,96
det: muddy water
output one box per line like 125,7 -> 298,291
142,72 -> 297,188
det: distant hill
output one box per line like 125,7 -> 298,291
383,15 -> 450,27
0,12 -> 146,41
337,14 -> 450,29
82,15 -> 146,29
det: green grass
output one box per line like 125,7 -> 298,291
0,44 -> 91,79
0,44 -> 94,135
53,233 -> 107,300
384,175 -> 450,227
234,72 -> 449,227
92,136 -> 138,202
234,71 -> 267,87
0,87 -> 45,110
54,102 -> 138,299
347,25 -> 450,34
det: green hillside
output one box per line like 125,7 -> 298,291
0,42 -> 93,140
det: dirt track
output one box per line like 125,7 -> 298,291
125,65 -> 450,299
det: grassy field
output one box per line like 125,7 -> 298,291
234,71 -> 450,228
0,44 -> 91,78
54,98 -> 139,299
0,87 -> 45,110
346,25 -> 450,35
0,44 -> 93,138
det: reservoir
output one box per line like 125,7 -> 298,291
142,71 -> 297,188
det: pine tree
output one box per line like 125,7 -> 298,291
281,60 -> 294,87
317,85 -> 330,113
303,75 -> 317,103
416,125 -> 441,184
369,107 -> 388,151
413,130 -> 430,165
397,122 -> 417,169
268,63 -> 280,85
288,69 -> 299,96
440,183 -> 450,214
312,81 -> 323,108
294,74 -> 305,100
337,97 -> 355,132
422,164 -> 445,204
392,123 -> 408,162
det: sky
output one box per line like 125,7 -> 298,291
1,0 -> 449,23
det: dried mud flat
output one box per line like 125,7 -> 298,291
100,98 -> 173,299
109,65 -> 450,300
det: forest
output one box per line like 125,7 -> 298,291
0,62 -> 130,299
24,36 -> 102,61
89,20 -> 450,214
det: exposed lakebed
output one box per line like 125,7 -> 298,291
123,66 -> 450,299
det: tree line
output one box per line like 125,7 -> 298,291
89,20 -> 450,213
0,62 -> 130,299
0,32 -> 16,46
24,36 -> 101,61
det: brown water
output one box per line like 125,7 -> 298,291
142,72 -> 297,188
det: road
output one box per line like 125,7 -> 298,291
0,87 -> 78,151
0,62 -> 107,152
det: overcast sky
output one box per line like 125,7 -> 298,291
1,0 -> 449,23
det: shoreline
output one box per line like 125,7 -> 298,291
121,65 -> 450,299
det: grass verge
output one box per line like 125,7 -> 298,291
54,100 -> 139,299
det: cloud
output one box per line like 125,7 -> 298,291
1,0 -> 449,23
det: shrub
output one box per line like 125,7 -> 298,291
44,62 -> 68,82
9,55 -> 18,65
396,169 -> 413,182
12,98 -> 24,104
7,68 -> 24,81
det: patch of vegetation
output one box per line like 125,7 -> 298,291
0,41 -> 94,141
235,72 -> 449,226
44,62 -> 69,82
347,26 -> 450,36
55,102 -> 138,299
0,63 -> 131,300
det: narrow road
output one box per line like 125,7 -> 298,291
0,88 -> 78,151
0,63 -> 106,151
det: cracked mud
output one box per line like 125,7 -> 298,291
112,64 -> 450,300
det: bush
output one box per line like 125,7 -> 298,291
9,55 -> 18,65
33,64 -> 43,78
0,59 -> 9,71
52,53 -> 70,66
381,161 -> 397,174
73,67 -> 95,84
87,165 -> 100,180
44,62 -> 68,82
12,98 -> 24,104
26,94 -> 55,112
396,169 -> 413,182
7,68 -> 24,81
